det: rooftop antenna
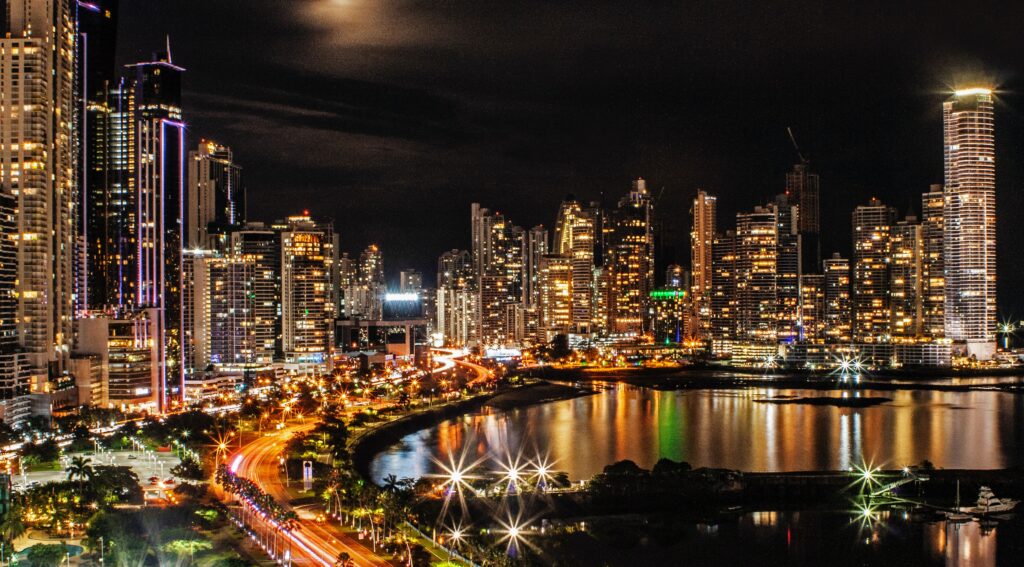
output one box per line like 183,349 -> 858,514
787,126 -> 808,165
166,35 -> 173,64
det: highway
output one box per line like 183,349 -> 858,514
432,348 -> 493,386
228,423 -> 392,567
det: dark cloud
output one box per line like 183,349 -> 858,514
118,1 -> 1024,311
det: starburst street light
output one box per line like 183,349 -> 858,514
430,450 -> 483,498
530,454 -> 557,491
998,319 -> 1016,349
497,513 -> 529,557
497,454 -> 528,494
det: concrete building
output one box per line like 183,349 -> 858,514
852,198 -> 895,343
943,88 -> 997,358
188,140 -> 244,251
281,215 -> 337,365
1,0 -> 78,414
690,190 -> 716,336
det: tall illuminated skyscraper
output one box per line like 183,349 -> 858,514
889,215 -> 923,338
522,226 -> 548,309
128,48 -> 185,411
943,88 -> 996,358
852,198 -> 895,343
554,197 -> 595,333
921,185 -> 945,339
709,230 -> 736,354
786,162 -> 820,274
690,190 -> 716,334
77,0 -> 124,311
281,214 -> 337,365
188,140 -> 244,251
606,178 -> 654,334
1,0 -> 78,413
823,254 -> 851,343
735,206 -> 778,344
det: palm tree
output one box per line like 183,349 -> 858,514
381,474 -> 401,494
66,456 -> 94,491
334,551 -> 352,567
0,501 -> 27,548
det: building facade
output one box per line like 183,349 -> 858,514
943,88 -> 996,358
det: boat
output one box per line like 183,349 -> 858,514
946,480 -> 975,522
960,486 -> 1019,515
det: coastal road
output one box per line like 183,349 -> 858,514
433,348 -> 493,386
228,423 -> 392,567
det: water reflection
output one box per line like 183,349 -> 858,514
371,382 -> 1023,482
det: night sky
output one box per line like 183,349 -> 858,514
117,1 -> 1024,314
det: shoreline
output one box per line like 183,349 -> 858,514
523,365 -> 1024,393
349,381 -> 591,484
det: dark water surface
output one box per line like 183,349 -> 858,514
370,381 -> 1024,481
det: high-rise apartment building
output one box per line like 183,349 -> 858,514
943,88 -> 996,358
890,216 -> 923,338
775,194 -> 801,343
823,254 -> 852,343
554,198 -> 595,333
690,190 -> 716,334
208,256 -> 256,366
230,225 -> 281,360
523,226 -> 548,308
437,249 -> 473,289
709,231 -> 736,353
606,179 -> 654,334
1,0 -> 78,412
735,206 -> 778,344
798,274 -> 825,342
921,186 -> 945,339
852,198 -> 895,343
281,215 -> 337,364
471,207 -> 524,345
538,254 -> 572,338
188,140 -> 244,250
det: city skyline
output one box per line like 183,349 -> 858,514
112,1 -> 1024,313
2,5 -> 1024,567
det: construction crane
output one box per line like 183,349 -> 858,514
787,126 -> 808,165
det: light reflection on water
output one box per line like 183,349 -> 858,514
370,382 -> 1024,482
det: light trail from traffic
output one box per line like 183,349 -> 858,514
227,423 -> 391,567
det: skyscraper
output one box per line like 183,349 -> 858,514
690,190 -> 716,335
921,186 -> 945,339
709,230 -> 736,354
1,0 -> 78,411
230,225 -> 281,360
128,49 -> 185,411
554,198 -> 595,333
852,198 -> 895,343
823,254 -> 852,343
774,194 -> 801,343
522,226 -> 548,309
735,206 -> 778,344
281,215 -> 337,364
606,179 -> 654,334
786,162 -> 821,274
77,0 -> 124,311
188,140 -> 244,251
475,211 -> 524,345
538,254 -> 573,338
890,215 -> 923,338
943,88 -> 996,358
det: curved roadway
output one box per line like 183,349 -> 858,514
228,423 -> 391,567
